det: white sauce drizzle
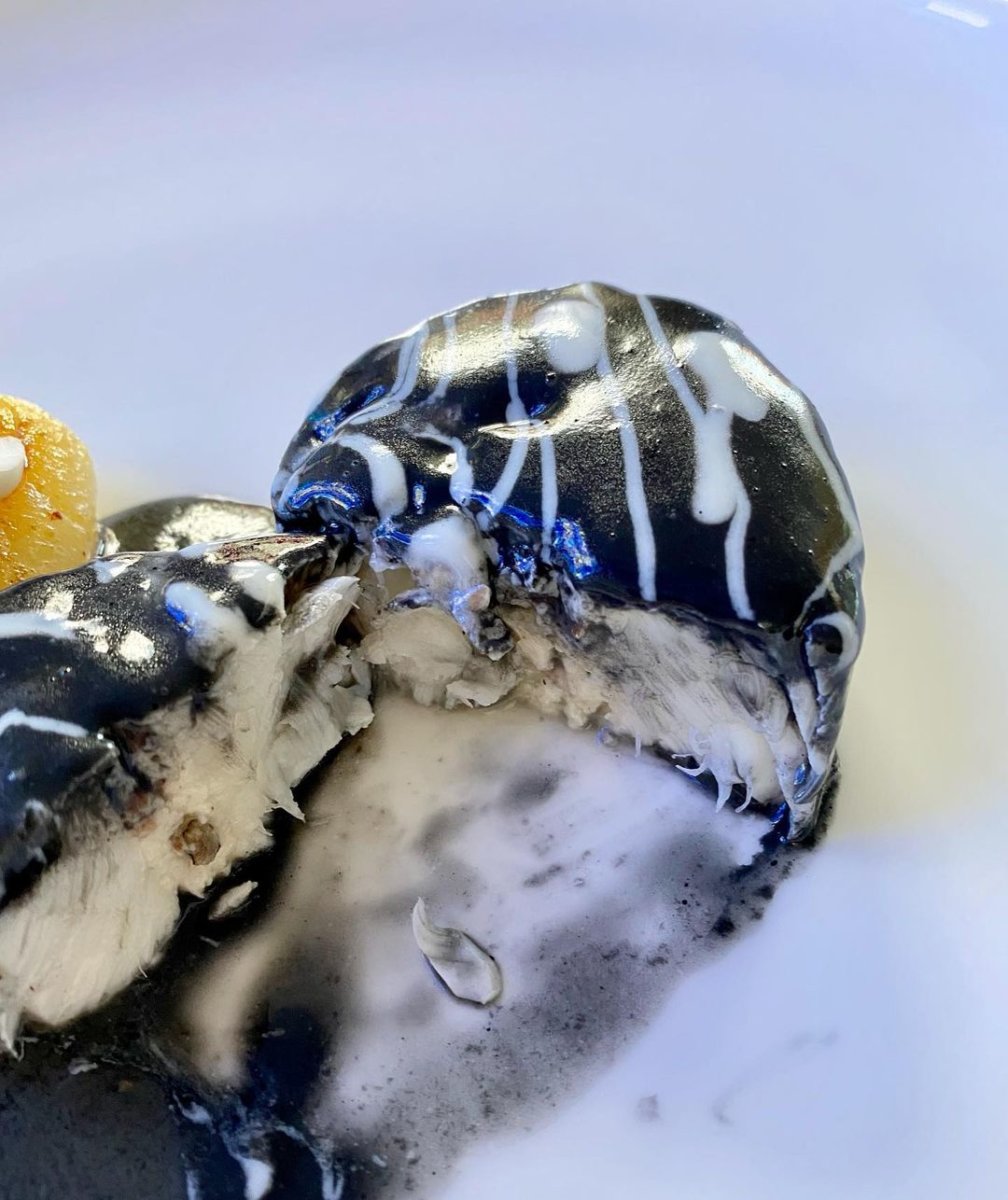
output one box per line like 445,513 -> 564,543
0,436 -> 27,500
480,294 -> 530,520
0,610 -> 103,644
637,299 -> 768,620
712,333 -> 863,622
343,320 -> 429,429
507,294 -> 563,558
677,329 -> 770,620
539,433 -> 558,561
582,284 -> 657,602
417,425 -> 472,511
0,709 -> 88,741
715,340 -> 864,619
333,432 -> 408,521
427,312 -> 457,404
446,437 -> 474,507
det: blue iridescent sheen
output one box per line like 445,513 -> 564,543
311,411 -> 343,443
374,521 -> 412,551
285,480 -> 361,514
467,492 -> 540,530
508,544 -> 538,584
164,599 -> 192,632
498,503 -> 541,529
552,517 -> 598,580
310,384 -> 387,443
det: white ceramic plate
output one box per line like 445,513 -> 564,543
2,2 -> 1006,1196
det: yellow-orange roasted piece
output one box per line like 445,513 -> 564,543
0,395 -> 97,590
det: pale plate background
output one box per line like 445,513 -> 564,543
2,1 -> 1007,1197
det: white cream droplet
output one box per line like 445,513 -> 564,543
237,1156 -> 273,1200
404,512 -> 486,590
531,297 -> 606,374
118,629 -> 155,663
92,554 -> 140,584
209,880 -> 258,920
411,898 -> 503,1005
0,436 -> 27,500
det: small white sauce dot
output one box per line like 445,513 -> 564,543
118,629 -> 156,663
0,436 -> 27,500
531,298 -> 606,375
